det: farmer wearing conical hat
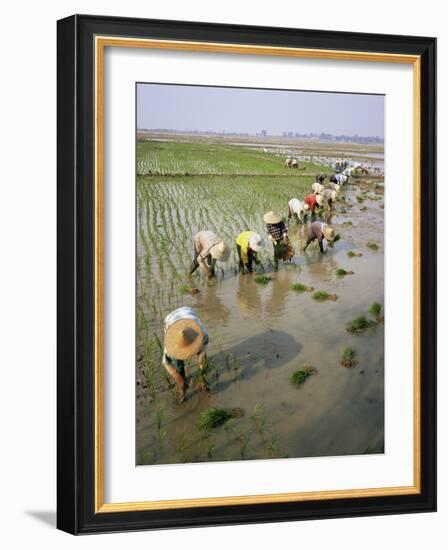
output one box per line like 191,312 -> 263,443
235,230 -> 265,273
321,188 -> 338,211
189,230 -> 230,279
303,220 -> 335,254
287,198 -> 310,224
263,211 -> 292,270
163,306 -> 209,403
303,192 -> 324,214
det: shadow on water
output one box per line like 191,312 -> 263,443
214,330 -> 302,392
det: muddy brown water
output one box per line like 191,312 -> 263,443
136,183 -> 384,465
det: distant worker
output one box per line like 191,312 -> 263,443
316,173 -> 327,184
288,198 -> 310,223
312,181 -> 325,194
303,192 -> 324,214
330,173 -> 348,186
321,188 -> 338,211
163,306 -> 209,402
235,231 -> 265,273
303,221 -> 335,254
263,211 -> 292,270
328,181 -> 341,192
189,230 -> 230,279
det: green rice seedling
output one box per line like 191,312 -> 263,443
199,408 -> 232,431
250,403 -> 267,436
369,301 -> 383,322
347,250 -> 363,258
360,205 -> 368,211
356,195 -> 365,203
290,365 -> 317,386
336,268 -> 354,276
379,203 -> 384,209
254,274 -> 272,285
291,282 -> 314,292
343,221 -> 353,226
312,291 -> 338,302
334,233 -> 341,242
366,241 -> 379,250
341,346 -> 358,368
346,315 -> 375,334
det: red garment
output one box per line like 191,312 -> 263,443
304,193 -> 318,211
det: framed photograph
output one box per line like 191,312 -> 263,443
57,14 -> 436,534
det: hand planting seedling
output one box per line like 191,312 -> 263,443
290,365 -> 317,386
341,346 -> 358,368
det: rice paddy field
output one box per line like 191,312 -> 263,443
136,135 -> 385,466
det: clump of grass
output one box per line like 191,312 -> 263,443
254,274 -> 272,285
336,268 -> 354,276
313,291 -> 337,302
346,315 -> 375,334
347,250 -> 362,258
366,241 -> 379,250
369,302 -> 383,322
291,282 -> 313,292
341,346 -> 358,368
290,365 -> 317,386
356,195 -> 365,203
199,408 -> 232,431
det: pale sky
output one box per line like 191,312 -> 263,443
137,83 -> 384,138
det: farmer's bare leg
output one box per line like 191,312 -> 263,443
189,244 -> 201,274
273,242 -> 279,271
303,237 -> 314,251
162,360 -> 187,402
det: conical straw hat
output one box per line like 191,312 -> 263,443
210,240 -> 230,262
165,318 -> 205,360
323,225 -> 335,241
249,234 -> 265,252
263,211 -> 282,224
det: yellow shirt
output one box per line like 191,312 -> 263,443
235,231 -> 256,264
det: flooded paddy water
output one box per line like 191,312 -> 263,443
136,140 -> 384,466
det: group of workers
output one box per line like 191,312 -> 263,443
162,172 -> 342,402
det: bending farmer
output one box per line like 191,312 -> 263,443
303,221 -> 335,254
163,306 -> 209,403
263,211 -> 291,270
235,231 -> 265,273
189,230 -> 230,279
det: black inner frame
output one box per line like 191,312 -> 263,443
57,14 -> 436,535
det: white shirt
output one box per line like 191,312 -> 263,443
288,198 -> 304,215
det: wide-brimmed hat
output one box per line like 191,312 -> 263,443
249,233 -> 265,252
323,225 -> 335,242
315,194 -> 324,206
263,211 -> 282,224
210,240 -> 230,262
165,318 -> 205,360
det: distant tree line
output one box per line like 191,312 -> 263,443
138,128 -> 383,143
281,131 -> 383,144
